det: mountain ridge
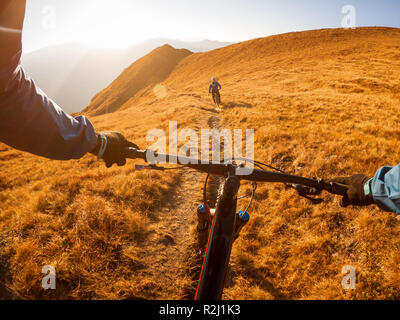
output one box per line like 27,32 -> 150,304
82,44 -> 192,116
21,39 -> 232,114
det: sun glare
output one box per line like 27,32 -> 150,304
61,0 -> 199,50
73,0 -> 147,48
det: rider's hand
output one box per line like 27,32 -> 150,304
90,132 -> 139,168
328,174 -> 374,207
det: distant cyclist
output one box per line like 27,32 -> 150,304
209,77 -> 222,106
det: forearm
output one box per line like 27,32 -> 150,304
370,165 -> 400,214
0,67 -> 98,160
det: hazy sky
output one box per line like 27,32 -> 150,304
22,0 -> 400,53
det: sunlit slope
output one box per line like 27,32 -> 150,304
118,27 -> 400,300
83,44 -> 192,116
1,27 -> 400,300
164,27 -> 399,92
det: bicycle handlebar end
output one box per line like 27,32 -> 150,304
124,147 -> 147,160
328,181 -> 349,197
317,180 -> 348,197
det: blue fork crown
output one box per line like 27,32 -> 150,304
237,210 -> 250,222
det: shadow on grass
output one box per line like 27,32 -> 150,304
223,101 -> 254,109
0,253 -> 13,299
236,259 -> 285,300
186,104 -> 219,114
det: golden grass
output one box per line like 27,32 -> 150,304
1,27 -> 400,299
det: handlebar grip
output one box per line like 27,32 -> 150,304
325,182 -> 348,197
124,147 -> 147,160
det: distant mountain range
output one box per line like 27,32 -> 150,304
21,38 -> 232,114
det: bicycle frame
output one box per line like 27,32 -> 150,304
195,169 -> 240,300
211,90 -> 221,106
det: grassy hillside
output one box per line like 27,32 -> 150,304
1,27 -> 400,299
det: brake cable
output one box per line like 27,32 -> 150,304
135,164 -> 185,171
235,157 -> 324,204
242,182 -> 257,213
233,157 -> 286,173
203,174 -> 213,224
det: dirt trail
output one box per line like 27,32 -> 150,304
132,97 -> 222,299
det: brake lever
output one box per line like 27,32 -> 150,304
298,194 -> 324,205
285,183 -> 324,205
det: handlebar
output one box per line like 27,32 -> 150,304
124,148 -> 348,197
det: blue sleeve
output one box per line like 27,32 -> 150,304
0,0 -> 97,160
208,84 -> 212,93
217,81 -> 221,89
370,165 -> 400,214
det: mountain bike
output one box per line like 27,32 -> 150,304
124,148 -> 348,300
211,90 -> 221,107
